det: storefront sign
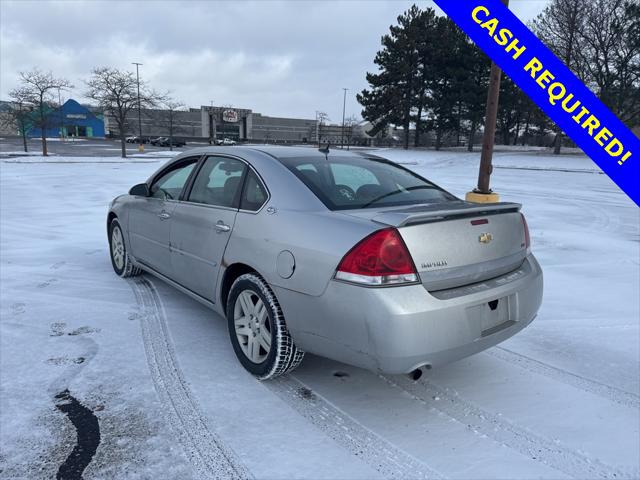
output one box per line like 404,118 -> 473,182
222,110 -> 238,123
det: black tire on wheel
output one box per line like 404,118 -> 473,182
227,273 -> 304,380
108,218 -> 142,278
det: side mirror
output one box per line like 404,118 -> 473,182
129,183 -> 150,197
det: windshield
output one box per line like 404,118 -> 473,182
279,155 -> 457,210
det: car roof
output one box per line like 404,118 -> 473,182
173,145 -> 379,161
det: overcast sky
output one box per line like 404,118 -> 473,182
0,0 -> 549,122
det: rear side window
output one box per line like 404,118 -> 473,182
188,156 -> 246,208
331,163 -> 379,192
279,156 -> 456,210
240,170 -> 268,211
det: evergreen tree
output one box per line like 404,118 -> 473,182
455,38 -> 490,151
412,8 -> 439,147
423,16 -> 466,150
358,5 -> 421,149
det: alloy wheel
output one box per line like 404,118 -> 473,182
111,226 -> 125,271
233,290 -> 272,363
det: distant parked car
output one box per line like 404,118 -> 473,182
152,137 -> 186,147
127,136 -> 151,144
216,138 -> 236,146
165,137 -> 186,147
107,146 -> 542,380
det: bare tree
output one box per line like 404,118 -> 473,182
9,69 -> 73,156
531,0 -> 588,154
343,115 -> 359,150
85,67 -> 164,158
579,0 -> 640,126
316,111 -> 329,146
530,0 -> 640,150
1,98 -> 32,153
162,98 -> 186,151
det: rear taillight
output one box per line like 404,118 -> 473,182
521,213 -> 531,253
335,228 -> 419,286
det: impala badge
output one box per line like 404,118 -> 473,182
479,232 -> 493,244
421,260 -> 448,269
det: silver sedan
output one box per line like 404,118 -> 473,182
107,146 -> 543,379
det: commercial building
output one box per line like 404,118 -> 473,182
0,99 -> 105,138
2,97 -> 378,145
105,104 -> 318,144
199,106 -> 318,144
199,106 -> 253,141
104,107 -> 202,139
30,99 -> 105,138
250,113 -> 316,143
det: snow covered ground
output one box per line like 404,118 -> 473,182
0,149 -> 638,479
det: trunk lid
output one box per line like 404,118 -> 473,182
342,201 -> 527,291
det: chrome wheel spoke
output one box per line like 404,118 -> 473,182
236,326 -> 252,338
255,300 -> 267,322
238,292 -> 254,317
258,327 -> 271,352
247,336 -> 260,362
234,315 -> 249,328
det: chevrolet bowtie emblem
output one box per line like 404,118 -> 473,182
479,232 -> 493,244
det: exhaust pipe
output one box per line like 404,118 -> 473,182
409,364 -> 432,381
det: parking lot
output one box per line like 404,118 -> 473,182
1,145 -> 638,479
0,136 -> 209,158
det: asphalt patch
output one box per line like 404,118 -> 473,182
54,390 -> 100,480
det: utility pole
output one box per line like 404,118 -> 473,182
132,62 -> 143,152
340,88 -> 348,149
466,0 -> 509,203
57,87 -> 64,141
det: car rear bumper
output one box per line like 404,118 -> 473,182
274,254 -> 543,374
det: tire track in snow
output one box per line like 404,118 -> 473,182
131,278 -> 442,479
488,347 -> 640,409
266,375 -> 444,480
382,374 -> 633,480
129,277 -> 252,480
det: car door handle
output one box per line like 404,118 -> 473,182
158,212 -> 171,220
214,221 -> 231,232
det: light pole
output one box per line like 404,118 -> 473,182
340,88 -> 348,149
132,62 -> 143,151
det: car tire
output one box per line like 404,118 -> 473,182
109,218 -> 142,278
227,273 -> 304,380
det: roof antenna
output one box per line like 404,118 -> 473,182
318,142 -> 330,160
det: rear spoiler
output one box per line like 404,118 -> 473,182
372,202 -> 522,227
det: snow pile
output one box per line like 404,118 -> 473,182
0,150 -> 637,479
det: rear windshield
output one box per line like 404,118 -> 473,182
279,155 -> 457,210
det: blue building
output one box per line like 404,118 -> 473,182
29,99 -> 105,138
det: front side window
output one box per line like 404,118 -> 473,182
188,156 -> 246,208
150,158 -> 198,200
279,156 -> 457,210
240,170 -> 268,211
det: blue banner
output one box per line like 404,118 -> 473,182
433,0 -> 640,206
